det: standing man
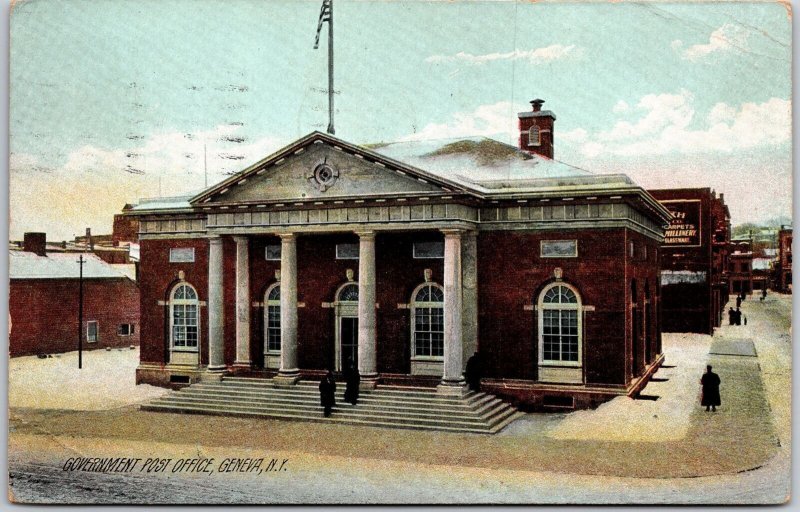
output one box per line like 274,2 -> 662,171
319,370 -> 337,417
700,365 -> 721,412
464,351 -> 483,392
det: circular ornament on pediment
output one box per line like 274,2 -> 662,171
307,158 -> 339,192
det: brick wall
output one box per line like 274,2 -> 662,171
10,278 -> 140,357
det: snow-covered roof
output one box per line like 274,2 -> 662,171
10,251 -> 133,280
129,194 -> 194,212
368,137 -> 592,187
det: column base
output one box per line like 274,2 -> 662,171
274,370 -> 300,387
359,374 -> 379,391
202,366 -> 227,382
231,361 -> 253,372
437,379 -> 468,397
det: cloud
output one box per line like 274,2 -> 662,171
400,101 -> 521,142
426,44 -> 583,65
10,126 -> 286,240
672,23 -> 750,62
568,93 -> 790,158
612,100 -> 630,114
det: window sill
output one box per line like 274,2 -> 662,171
171,347 -> 199,353
539,361 -> 582,368
411,356 -> 444,362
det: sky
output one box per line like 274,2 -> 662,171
9,0 -> 793,241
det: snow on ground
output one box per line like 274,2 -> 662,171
9,348 -> 169,410
545,332 -> 713,442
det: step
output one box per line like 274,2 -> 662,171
154,394 -> 493,423
145,399 -> 500,429
174,388 -> 484,413
190,383 -> 482,406
141,403 -> 495,434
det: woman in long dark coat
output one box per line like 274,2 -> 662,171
464,351 -> 482,392
319,370 -> 336,417
700,365 -> 721,412
343,361 -> 360,405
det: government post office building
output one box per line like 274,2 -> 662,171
128,103 -> 672,410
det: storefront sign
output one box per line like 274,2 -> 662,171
661,200 -> 702,247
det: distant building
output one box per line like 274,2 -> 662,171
729,236 -> 754,296
777,227 -> 792,292
9,232 -> 140,357
648,188 -> 731,334
126,102 -> 673,411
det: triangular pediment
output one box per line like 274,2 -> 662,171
191,132 -> 473,205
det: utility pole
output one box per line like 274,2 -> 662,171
77,254 -> 85,369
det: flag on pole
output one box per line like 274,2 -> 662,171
314,0 -> 331,49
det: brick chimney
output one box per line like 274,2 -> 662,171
86,227 -> 94,251
518,98 -> 556,159
23,232 -> 47,256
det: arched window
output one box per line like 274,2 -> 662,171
170,283 -> 199,350
528,125 -> 541,146
264,284 -> 281,353
538,283 -> 581,365
411,283 -> 445,358
337,283 -> 359,302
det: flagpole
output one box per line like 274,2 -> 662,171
327,0 -> 334,135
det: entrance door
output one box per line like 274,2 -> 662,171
340,317 -> 358,371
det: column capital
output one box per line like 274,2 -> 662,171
355,230 -> 376,240
208,235 -> 223,245
278,232 -> 297,241
232,235 -> 248,244
441,228 -> 465,239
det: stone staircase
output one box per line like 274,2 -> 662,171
141,376 -> 523,434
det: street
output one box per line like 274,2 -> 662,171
7,294 -> 792,504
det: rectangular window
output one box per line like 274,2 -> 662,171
172,304 -> 199,348
413,241 -> 444,259
336,243 -> 359,260
541,240 -> 578,258
414,307 -> 444,357
265,244 -> 281,261
169,248 -> 195,263
266,305 -> 281,352
117,324 -> 135,336
541,310 -> 578,362
629,241 -> 635,258
87,321 -> 98,343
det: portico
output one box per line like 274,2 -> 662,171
201,225 -> 474,393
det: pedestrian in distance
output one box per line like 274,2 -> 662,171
736,295 -> 742,308
761,288 -> 767,302
343,359 -> 360,405
728,307 -> 735,325
744,315 -> 748,326
319,370 -> 337,417
700,365 -> 721,412
464,351 -> 483,392
735,307 -> 742,325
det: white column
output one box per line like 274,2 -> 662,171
462,230 -> 479,368
357,230 -> 378,389
275,233 -> 299,386
439,229 -> 466,394
233,236 -> 251,369
206,236 -> 226,377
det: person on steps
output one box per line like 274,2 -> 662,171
319,370 -> 336,417
343,359 -> 360,405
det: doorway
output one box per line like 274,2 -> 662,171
339,316 -> 358,371
334,282 -> 359,372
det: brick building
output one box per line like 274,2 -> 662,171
729,236 -> 754,296
648,188 -> 731,334
127,103 -> 671,410
777,227 -> 792,292
9,233 -> 140,357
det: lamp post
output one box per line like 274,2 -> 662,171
77,254 -> 85,369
